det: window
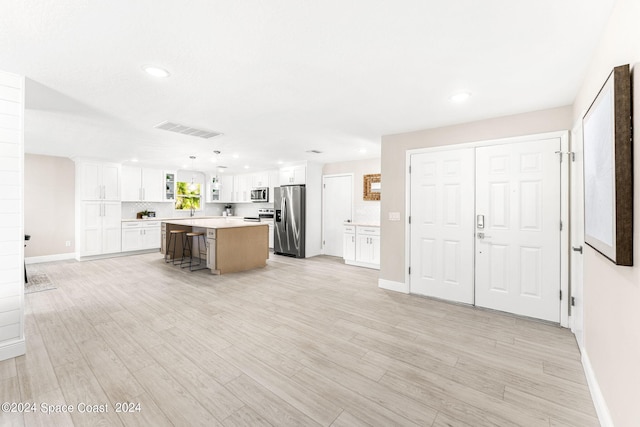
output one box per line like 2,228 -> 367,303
175,181 -> 201,210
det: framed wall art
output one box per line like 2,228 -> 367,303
582,64 -> 633,266
363,174 -> 381,201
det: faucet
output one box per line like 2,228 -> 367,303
190,207 -> 195,217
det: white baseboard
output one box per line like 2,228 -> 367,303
582,350 -> 614,427
0,339 -> 25,362
378,278 -> 409,294
25,253 -> 76,264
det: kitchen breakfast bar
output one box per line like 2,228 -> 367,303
161,218 -> 269,274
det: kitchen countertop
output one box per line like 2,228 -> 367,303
122,216 -> 241,223
344,222 -> 380,227
163,217 -> 269,229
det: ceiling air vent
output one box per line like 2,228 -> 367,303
154,121 -> 222,139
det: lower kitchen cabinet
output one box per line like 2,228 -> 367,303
121,221 -> 161,252
206,229 -> 216,270
343,225 -> 379,269
78,201 -> 122,258
343,225 -> 356,262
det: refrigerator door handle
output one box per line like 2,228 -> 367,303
283,198 -> 287,233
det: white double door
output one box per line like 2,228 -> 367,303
410,138 -> 561,322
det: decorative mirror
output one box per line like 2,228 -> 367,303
363,174 -> 381,201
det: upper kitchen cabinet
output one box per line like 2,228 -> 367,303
121,166 -> 164,202
218,174 -> 234,202
164,171 -> 176,202
279,165 -> 306,185
76,160 -> 121,201
234,174 -> 252,202
252,171 -> 269,188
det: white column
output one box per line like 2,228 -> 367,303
0,70 -> 25,361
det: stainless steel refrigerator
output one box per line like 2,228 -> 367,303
274,185 -> 305,258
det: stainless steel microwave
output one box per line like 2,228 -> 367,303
250,187 -> 269,202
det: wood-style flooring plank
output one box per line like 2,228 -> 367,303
224,374 -> 320,427
131,363 -> 220,427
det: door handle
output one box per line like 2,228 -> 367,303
477,232 -> 491,239
572,246 -> 583,254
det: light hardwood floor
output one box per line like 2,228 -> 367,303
2,253 -> 598,426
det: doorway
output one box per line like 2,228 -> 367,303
409,134 -> 567,323
322,174 -> 353,257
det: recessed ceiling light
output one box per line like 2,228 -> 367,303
450,92 -> 471,103
232,154 -> 239,159
244,165 -> 250,169
277,160 -> 284,165
142,65 -> 171,78
131,158 -> 139,162
358,148 -> 367,154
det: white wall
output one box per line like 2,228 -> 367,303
24,154 -> 75,259
0,70 -> 25,361
571,0 -> 640,425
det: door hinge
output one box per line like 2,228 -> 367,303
408,216 -> 411,224
560,220 -> 563,231
409,165 -> 411,174
408,266 -> 411,275
322,240 -> 325,245
555,151 -> 563,162
571,296 -> 576,306
559,290 -> 562,300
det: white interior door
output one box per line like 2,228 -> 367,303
475,138 -> 561,322
570,123 -> 585,348
322,175 -> 353,257
410,149 -> 475,304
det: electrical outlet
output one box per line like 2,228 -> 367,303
388,212 -> 401,221
65,241 -> 71,247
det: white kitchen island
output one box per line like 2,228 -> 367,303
162,218 -> 269,274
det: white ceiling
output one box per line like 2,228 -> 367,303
1,0 -> 616,174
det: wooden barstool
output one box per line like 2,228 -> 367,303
165,229 -> 187,264
181,231 -> 207,271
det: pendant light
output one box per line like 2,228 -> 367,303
212,150 -> 221,190
188,155 -> 197,191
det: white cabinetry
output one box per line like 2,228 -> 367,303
279,165 -> 306,185
343,225 -> 356,262
78,201 -> 122,257
205,169 -> 278,204
344,225 -> 379,269
121,167 -> 164,202
164,171 -> 176,201
76,160 -> 122,259
77,161 -> 121,201
219,175 -> 234,203
252,171 -> 269,188
121,221 -> 161,252
234,174 -> 251,202
206,229 -> 216,270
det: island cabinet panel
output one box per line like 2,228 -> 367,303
215,226 -> 269,274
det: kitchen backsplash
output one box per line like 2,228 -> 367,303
354,202 -> 380,225
121,202 -> 274,219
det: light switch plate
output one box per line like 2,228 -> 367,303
388,212 -> 401,221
